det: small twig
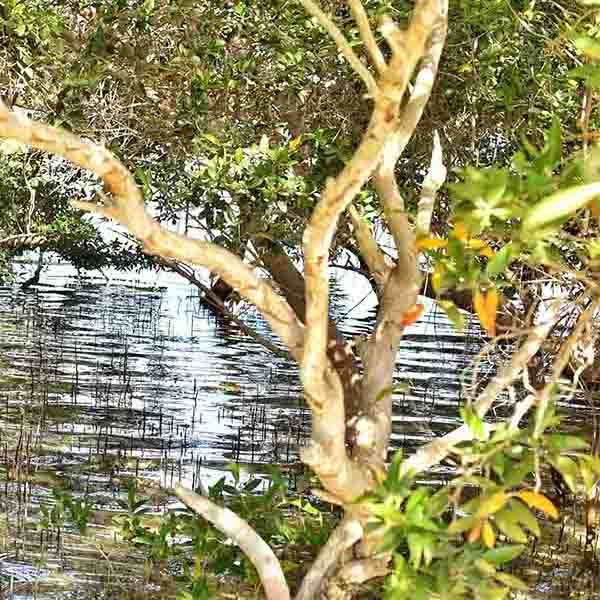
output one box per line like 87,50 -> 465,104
298,0 -> 378,94
176,485 -> 290,600
347,0 -> 386,73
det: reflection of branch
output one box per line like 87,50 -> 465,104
175,485 -> 290,600
0,101 -> 305,362
401,304 -> 560,476
295,517 -> 363,600
155,257 -> 291,359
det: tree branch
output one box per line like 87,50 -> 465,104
348,0 -> 386,73
347,204 -> 390,291
400,303 -> 561,476
175,485 -> 290,600
155,256 -> 291,359
298,0 -> 377,94
416,130 -> 446,236
295,517 -> 363,600
374,3 -> 448,248
299,0 -> 445,502
356,0 -> 448,464
0,102 -> 305,361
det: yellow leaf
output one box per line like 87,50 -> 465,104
466,239 -> 486,250
416,237 -> 448,251
479,245 -> 494,258
432,266 -> 445,294
482,520 -> 496,548
474,288 -> 498,337
477,492 -> 510,518
289,136 -> 303,152
453,222 -> 468,241
517,491 -> 559,520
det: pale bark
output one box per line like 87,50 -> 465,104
0,101 -> 305,364
175,485 -> 290,600
416,130 -> 446,236
347,205 -> 391,292
300,0 -> 448,503
401,305 -> 561,476
295,518 -> 363,600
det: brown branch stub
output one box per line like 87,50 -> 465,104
176,485 -> 290,600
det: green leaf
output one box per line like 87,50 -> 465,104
482,544 -> 526,565
507,499 -> 540,537
437,300 -> 465,331
448,515 -> 478,535
545,434 -> 589,452
460,405 -> 487,441
486,243 -> 518,277
571,33 -> 600,59
494,572 -> 528,591
494,509 -> 528,543
477,492 -> 510,518
549,456 -> 579,493
522,183 -> 600,232
407,532 -> 425,568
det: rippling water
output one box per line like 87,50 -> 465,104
1,262 -> 596,598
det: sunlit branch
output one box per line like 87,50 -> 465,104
0,102 -> 305,361
298,0 -> 378,94
348,204 -> 390,289
295,517 -> 363,600
300,0 -> 444,499
175,485 -> 290,600
416,130 -> 446,236
401,303 -> 561,476
348,0 -> 386,73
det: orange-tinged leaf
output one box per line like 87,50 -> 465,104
416,237 -> 448,251
467,522 -> 482,543
517,491 -> 559,520
454,222 -> 468,241
479,245 -> 494,258
474,288 -> 498,337
482,520 -> 496,548
592,198 -> 600,218
400,303 -> 425,327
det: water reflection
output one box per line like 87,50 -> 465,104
0,262 -> 514,596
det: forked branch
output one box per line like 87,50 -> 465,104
299,0 -> 447,498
